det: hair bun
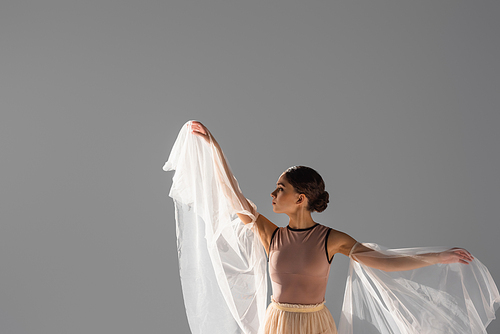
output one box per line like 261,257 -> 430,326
312,191 -> 329,213
284,166 -> 328,213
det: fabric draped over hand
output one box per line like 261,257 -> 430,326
164,121 -> 499,334
339,243 -> 499,334
163,121 -> 267,334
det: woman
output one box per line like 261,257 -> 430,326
165,121 -> 499,334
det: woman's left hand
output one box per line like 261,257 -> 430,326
438,248 -> 474,264
189,121 -> 211,144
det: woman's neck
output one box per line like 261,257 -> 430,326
287,209 -> 316,230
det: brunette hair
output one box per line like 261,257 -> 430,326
283,166 -> 329,212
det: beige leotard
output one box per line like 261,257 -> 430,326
268,223 -> 333,305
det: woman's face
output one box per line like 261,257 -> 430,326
270,173 -> 301,213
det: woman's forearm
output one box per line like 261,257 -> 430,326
382,253 -> 439,272
204,128 -> 257,222
352,245 -> 472,272
353,251 -> 440,272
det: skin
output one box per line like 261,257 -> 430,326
190,120 -> 474,271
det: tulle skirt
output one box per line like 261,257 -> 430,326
263,297 -> 337,334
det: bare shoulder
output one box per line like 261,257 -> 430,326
255,214 -> 278,235
327,228 -> 358,257
255,214 -> 278,255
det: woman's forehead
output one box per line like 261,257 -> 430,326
276,173 -> 288,185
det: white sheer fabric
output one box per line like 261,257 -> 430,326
164,121 -> 499,334
339,243 -> 500,334
163,121 -> 267,334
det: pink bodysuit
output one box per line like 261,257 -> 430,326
268,223 -> 333,305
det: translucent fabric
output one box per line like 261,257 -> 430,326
164,121 -> 499,334
264,297 -> 337,334
338,243 -> 500,334
163,121 -> 267,334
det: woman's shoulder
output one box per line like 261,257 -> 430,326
325,227 -> 353,240
325,228 -> 358,257
314,223 -> 335,234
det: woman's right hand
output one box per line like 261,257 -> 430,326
189,120 -> 211,143
437,248 -> 474,265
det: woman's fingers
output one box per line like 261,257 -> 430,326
188,121 -> 210,143
453,248 -> 474,261
439,248 -> 474,265
456,250 -> 473,264
189,121 -> 208,135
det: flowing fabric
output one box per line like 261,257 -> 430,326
164,121 -> 267,334
338,243 -> 500,334
164,121 -> 499,334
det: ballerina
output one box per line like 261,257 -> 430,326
164,120 -> 499,334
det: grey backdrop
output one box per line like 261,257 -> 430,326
1,1 -> 499,333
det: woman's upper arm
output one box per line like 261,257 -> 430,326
236,213 -> 255,225
254,214 -> 278,255
327,229 -> 359,257
327,231 -> 389,270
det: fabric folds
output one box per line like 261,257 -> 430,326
165,121 -> 499,334
338,243 -> 500,334
164,121 -> 267,334
264,297 -> 337,334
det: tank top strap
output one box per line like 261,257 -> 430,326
268,223 -> 333,304
269,223 -> 331,255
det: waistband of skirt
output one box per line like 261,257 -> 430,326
271,296 -> 325,313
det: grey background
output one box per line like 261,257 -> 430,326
1,1 -> 499,333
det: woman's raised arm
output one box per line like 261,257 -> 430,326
190,121 -> 278,253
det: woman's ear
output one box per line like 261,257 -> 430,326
297,194 -> 306,204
